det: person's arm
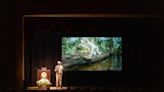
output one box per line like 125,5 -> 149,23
54,66 -> 58,72
62,65 -> 64,72
62,65 -> 64,70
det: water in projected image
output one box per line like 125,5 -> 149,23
62,37 -> 122,71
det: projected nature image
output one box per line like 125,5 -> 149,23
62,37 -> 122,71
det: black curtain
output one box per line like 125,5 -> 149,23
25,31 -> 61,86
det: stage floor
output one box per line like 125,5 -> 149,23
27,86 -> 68,90
26,86 -> 144,92
26,86 -> 112,90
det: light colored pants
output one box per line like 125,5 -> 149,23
56,73 -> 62,88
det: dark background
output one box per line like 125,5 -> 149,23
0,0 -> 164,92
24,17 -> 164,87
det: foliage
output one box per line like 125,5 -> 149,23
36,78 -> 52,88
62,37 -> 122,56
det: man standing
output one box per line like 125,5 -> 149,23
54,61 -> 64,88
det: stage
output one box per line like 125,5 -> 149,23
26,86 -> 68,90
25,86 -> 144,92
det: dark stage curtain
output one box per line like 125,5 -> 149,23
25,31 -> 61,87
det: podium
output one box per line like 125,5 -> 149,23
37,67 -> 51,81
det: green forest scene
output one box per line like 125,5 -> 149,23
62,37 -> 122,71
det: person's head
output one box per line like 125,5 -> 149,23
57,61 -> 62,65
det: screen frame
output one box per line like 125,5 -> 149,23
61,36 -> 122,71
